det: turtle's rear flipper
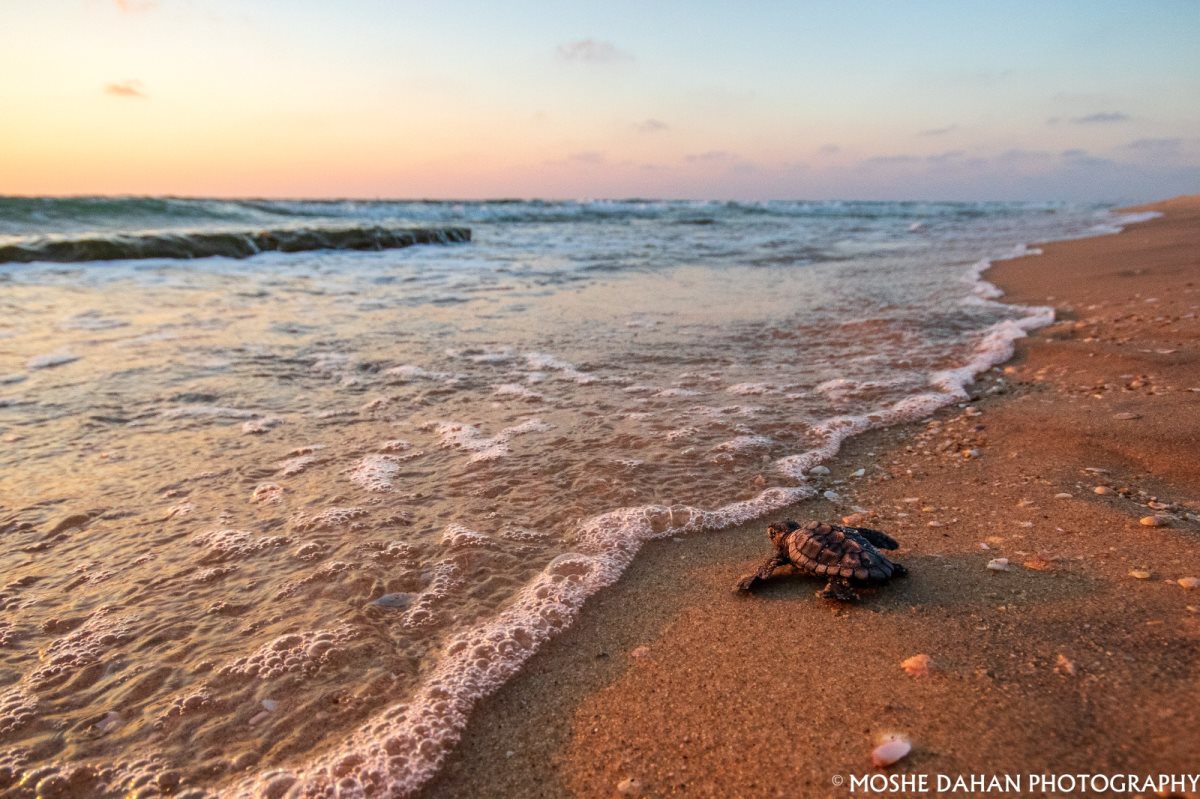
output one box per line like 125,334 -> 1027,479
890,561 -> 908,578
847,526 -> 899,550
818,577 -> 859,602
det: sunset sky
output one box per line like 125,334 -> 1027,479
2,0 -> 1198,200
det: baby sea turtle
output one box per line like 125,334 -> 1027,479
734,519 -> 907,601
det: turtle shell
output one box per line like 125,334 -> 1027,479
786,521 -> 896,582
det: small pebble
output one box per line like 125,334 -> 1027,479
851,468 -> 865,478
1054,493 -> 1072,499
809,465 -> 831,476
1178,577 -> 1200,590
371,593 -> 414,609
1139,515 -> 1169,527
630,645 -> 651,659
822,490 -> 839,501
871,736 -> 912,767
1093,486 -> 1112,495
249,710 -> 271,726
986,558 -> 1011,572
1128,569 -> 1152,580
962,448 -> 980,459
900,654 -> 935,677
1113,412 -> 1141,420
617,777 -> 643,796
1054,654 -> 1076,676
262,699 -> 279,712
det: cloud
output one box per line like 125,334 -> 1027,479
635,118 -> 669,134
105,80 -> 146,99
568,151 -> 606,165
918,125 -> 957,137
685,150 -> 735,163
1067,111 -> 1130,124
863,154 -> 920,166
113,0 -> 157,11
926,150 -> 965,163
1124,137 -> 1183,153
556,39 -> 632,64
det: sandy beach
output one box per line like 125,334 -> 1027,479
425,196 -> 1200,798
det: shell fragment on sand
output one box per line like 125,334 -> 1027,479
900,654 -> 935,677
1178,577 -> 1200,590
1128,569 -> 1152,580
1139,515 -> 1170,527
871,736 -> 912,767
986,558 -> 1011,572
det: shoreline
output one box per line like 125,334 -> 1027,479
423,196 -> 1200,798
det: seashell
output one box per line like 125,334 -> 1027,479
900,654 -> 934,677
871,736 -> 912,767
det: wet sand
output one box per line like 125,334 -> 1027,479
424,196 -> 1200,798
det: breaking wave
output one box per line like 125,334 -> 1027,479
0,226 -> 470,264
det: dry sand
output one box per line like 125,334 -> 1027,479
424,197 -> 1200,798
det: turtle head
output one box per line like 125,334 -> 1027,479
767,519 -> 801,548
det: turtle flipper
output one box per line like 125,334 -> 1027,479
845,525 -> 899,550
734,553 -> 787,593
889,561 -> 908,578
818,576 -> 859,602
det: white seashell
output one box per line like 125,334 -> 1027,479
871,736 -> 912,767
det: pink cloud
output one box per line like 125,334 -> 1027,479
105,80 -> 147,98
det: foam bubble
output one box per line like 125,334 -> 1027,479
523,352 -> 594,384
290,507 -> 368,533
192,529 -> 290,562
440,523 -> 496,549
712,434 -> 774,454
220,626 -> 361,680
492,383 -> 544,401
251,483 -> 284,504
433,418 -> 551,463
0,687 -> 37,736
349,454 -> 402,492
726,382 -> 775,395
28,609 -> 138,689
383,364 -> 463,383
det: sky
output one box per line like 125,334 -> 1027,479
1,0 -> 1198,201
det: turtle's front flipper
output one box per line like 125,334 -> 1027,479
733,553 -> 787,593
818,577 -> 859,602
846,526 -> 899,550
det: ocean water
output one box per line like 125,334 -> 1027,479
0,198 -> 1148,797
